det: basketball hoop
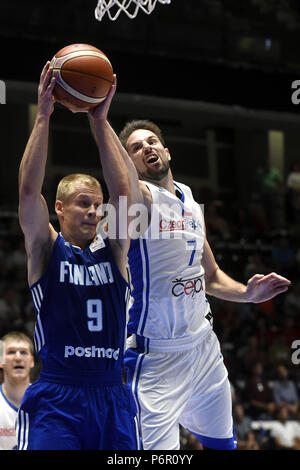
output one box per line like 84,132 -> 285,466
95,0 -> 171,21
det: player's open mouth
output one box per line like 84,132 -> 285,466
146,155 -> 159,165
14,366 -> 24,370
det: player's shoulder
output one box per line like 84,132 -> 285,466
174,180 -> 193,194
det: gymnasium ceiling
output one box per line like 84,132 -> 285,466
1,0 -> 300,111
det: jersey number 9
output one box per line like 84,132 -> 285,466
86,299 -> 103,332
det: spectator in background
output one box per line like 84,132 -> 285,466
233,403 -> 252,448
272,364 -> 299,418
245,362 -> 276,420
283,280 -> 300,318
8,240 -> 27,271
239,335 -> 268,374
248,192 -> 269,235
253,316 -> 276,352
268,333 -> 291,367
286,161 -> 300,224
244,253 -> 269,283
0,331 -> 34,450
272,237 -> 296,279
7,240 -> 28,288
204,199 -> 232,240
281,317 -> 300,348
242,431 -> 260,450
0,287 -> 23,331
271,406 -> 300,450
255,157 -> 285,231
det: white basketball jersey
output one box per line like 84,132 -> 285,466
0,385 -> 18,450
127,181 -> 212,350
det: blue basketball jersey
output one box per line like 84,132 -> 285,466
30,231 -> 130,385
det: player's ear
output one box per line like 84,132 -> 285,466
55,200 -> 64,218
165,148 -> 171,161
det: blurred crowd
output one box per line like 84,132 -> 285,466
1,156 -> 300,450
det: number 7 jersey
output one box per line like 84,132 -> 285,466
127,181 -> 212,348
30,232 -> 130,385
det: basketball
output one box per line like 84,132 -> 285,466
50,43 -> 114,111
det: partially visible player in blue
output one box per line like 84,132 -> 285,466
17,62 -> 139,450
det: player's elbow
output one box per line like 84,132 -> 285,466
19,182 -> 41,203
204,264 -> 220,290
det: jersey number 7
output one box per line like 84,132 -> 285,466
187,240 -> 196,266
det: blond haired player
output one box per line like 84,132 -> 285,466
0,332 -> 34,450
16,63 -> 139,450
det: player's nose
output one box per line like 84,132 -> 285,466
88,205 -> 98,217
143,142 -> 152,151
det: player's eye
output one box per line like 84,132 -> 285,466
133,144 -> 141,152
79,199 -> 90,207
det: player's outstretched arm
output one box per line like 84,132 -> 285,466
202,237 -> 291,303
19,62 -> 57,284
88,76 -> 145,208
88,76 -> 134,279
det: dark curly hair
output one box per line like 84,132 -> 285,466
119,120 -> 165,149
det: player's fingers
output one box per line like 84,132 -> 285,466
40,61 -> 50,80
269,278 -> 291,288
247,274 -> 264,284
263,272 -> 290,282
48,75 -> 56,92
41,65 -> 53,94
273,285 -> 290,295
107,77 -> 117,101
40,62 -> 52,88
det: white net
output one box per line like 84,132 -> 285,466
95,0 -> 171,21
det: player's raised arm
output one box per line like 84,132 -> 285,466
88,77 -> 145,208
18,62 -> 57,284
88,76 -> 133,259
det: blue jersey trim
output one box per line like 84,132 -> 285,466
139,239 -> 150,336
127,239 -> 150,336
0,384 -> 18,412
189,428 -> 237,450
174,181 -> 185,203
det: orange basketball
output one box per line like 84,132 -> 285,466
50,43 -> 114,111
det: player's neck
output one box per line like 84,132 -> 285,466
144,171 -> 176,195
60,230 -> 91,251
2,379 -> 30,408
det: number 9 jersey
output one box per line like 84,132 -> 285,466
30,231 -> 130,385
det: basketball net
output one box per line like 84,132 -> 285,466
95,0 -> 171,21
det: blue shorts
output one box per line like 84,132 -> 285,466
16,379 -> 140,450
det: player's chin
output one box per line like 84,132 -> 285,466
12,368 -> 27,378
81,224 -> 97,236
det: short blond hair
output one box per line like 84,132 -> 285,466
56,174 -> 102,202
1,331 -> 34,356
